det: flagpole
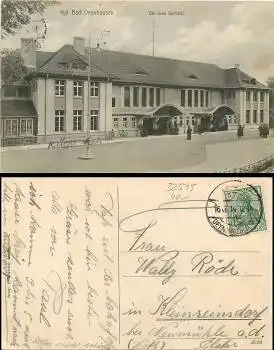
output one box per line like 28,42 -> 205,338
79,34 -> 94,159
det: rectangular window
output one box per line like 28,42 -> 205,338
142,87 -> 147,107
253,91 -> 258,101
124,87 -> 130,107
90,82 -> 99,97
260,91 -> 264,102
188,90 -> 192,107
181,90 -> 185,107
205,91 -> 209,107
194,90 -> 198,107
5,119 -> 18,136
113,117 -> 118,129
122,117 -> 128,128
179,116 -> 183,127
55,80 -> 65,96
55,110 -> 65,132
246,91 -> 250,101
246,110 -> 250,124
149,87 -> 154,107
132,117 -> 136,128
18,86 -> 31,98
20,118 -> 33,135
90,110 -> 99,131
156,88 -> 161,106
73,110 -> 83,131
200,90 -> 204,107
133,87 -> 139,107
232,90 -> 235,99
260,110 -> 264,123
4,86 -> 17,97
73,81 -> 83,97
112,97 -> 116,107
253,110 -> 257,124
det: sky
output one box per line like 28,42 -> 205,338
2,1 -> 274,84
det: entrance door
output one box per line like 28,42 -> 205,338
143,118 -> 154,135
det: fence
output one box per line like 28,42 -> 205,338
218,154 -> 274,173
1,136 -> 37,147
48,132 -> 113,149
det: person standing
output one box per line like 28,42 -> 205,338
187,125 -> 192,140
237,125 -> 244,138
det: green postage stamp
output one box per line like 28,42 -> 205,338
223,185 -> 267,236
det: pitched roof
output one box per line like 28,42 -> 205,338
85,47 -> 226,88
34,45 -> 110,79
224,68 -> 267,89
1,100 -> 37,117
26,44 -> 268,89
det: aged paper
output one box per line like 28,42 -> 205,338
1,177 -> 272,350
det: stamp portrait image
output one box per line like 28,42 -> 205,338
1,1 -> 274,173
206,180 -> 267,237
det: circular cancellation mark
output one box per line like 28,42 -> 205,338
205,180 -> 266,237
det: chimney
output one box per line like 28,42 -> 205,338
21,38 -> 36,67
73,37 -> 85,55
234,63 -> 240,70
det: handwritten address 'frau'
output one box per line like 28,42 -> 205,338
1,178 -> 271,350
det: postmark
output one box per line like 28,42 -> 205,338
206,180 -> 267,237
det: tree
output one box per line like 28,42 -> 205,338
1,0 -> 58,39
1,49 -> 26,85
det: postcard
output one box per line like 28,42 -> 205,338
1,1 -> 274,173
1,177 -> 272,349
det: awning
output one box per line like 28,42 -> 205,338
1,100 -> 37,117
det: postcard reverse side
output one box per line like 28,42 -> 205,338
1,177 -> 272,350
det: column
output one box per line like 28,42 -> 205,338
250,90 -> 254,125
265,92 -> 269,125
130,86 -> 133,107
65,80 -> 73,133
36,78 -> 46,137
243,89 -> 246,125
99,82 -> 106,132
105,82 -> 113,132
45,78 -> 55,135
83,81 -> 89,132
239,90 -> 245,125
198,90 -> 200,108
121,86 -> 124,108
138,87 -> 142,107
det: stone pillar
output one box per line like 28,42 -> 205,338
250,90 -> 254,124
121,86 -> 124,107
66,80 -> 73,133
130,86 -> 133,107
36,78 -> 46,137
105,82 -> 113,132
239,90 -> 245,125
265,92 -> 269,125
45,78 -> 55,134
138,86 -> 142,107
99,82 -> 106,132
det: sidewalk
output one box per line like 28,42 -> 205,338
0,130 -> 257,153
172,138 -> 274,173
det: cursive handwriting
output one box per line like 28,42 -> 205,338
191,252 -> 239,276
29,182 -> 41,210
27,212 -> 40,266
39,289 -> 51,327
135,251 -> 179,285
51,190 -> 62,214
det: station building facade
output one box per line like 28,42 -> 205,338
0,37 -> 270,145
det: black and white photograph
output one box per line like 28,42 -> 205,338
1,0 -> 274,173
